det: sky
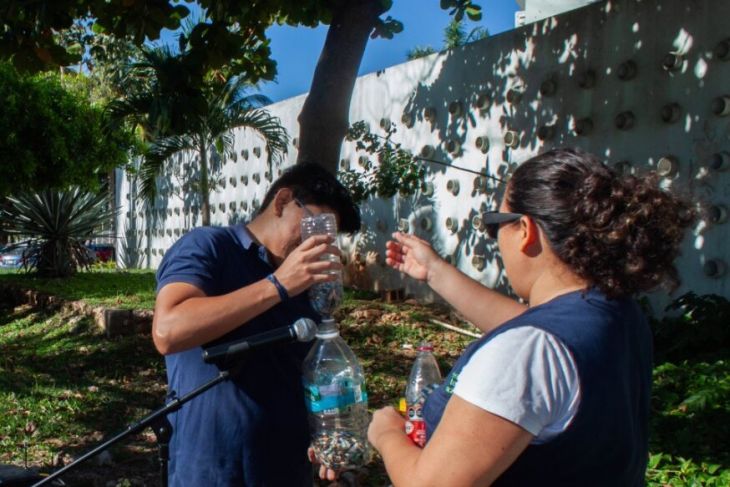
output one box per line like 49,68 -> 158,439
257,0 -> 519,102
160,1 -> 519,102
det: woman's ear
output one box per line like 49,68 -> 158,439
519,216 -> 541,255
273,188 -> 294,217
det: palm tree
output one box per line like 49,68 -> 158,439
108,46 -> 288,226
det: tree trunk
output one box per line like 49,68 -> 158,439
199,138 -> 211,226
296,0 -> 385,174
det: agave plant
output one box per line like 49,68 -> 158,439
1,188 -> 117,277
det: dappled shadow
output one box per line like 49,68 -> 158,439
0,308 -> 165,442
338,0 -> 729,305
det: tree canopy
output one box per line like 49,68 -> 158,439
0,63 -> 133,197
1,0 -> 482,174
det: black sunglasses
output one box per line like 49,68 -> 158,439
482,211 -> 524,239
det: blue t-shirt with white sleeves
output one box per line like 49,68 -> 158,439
156,224 -> 318,486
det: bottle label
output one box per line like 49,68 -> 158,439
405,401 -> 427,447
304,381 -> 367,414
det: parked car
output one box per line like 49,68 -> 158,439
86,243 -> 115,263
0,244 -> 31,269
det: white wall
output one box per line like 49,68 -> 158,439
515,0 -> 601,26
117,0 -> 730,311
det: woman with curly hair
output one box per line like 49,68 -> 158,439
364,148 -> 694,486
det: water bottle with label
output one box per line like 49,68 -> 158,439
303,318 -> 370,470
404,341 -> 442,447
300,212 -> 343,318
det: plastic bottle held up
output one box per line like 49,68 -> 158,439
300,212 -> 343,318
302,318 -> 370,470
405,341 -> 442,447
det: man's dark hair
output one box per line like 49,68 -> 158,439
258,162 -> 361,234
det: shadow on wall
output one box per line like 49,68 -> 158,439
346,0 -> 728,301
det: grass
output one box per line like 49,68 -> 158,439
0,304 -> 165,485
0,278 -> 728,486
0,268 -> 156,309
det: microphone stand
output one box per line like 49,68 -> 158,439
33,367 -> 237,487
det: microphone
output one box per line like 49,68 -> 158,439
202,318 -> 318,364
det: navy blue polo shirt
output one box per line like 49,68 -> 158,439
156,224 -> 318,486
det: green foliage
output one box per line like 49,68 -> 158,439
406,46 -> 438,60
651,360 -> 730,465
0,0 -> 188,72
651,292 -> 730,363
108,47 -> 288,226
0,63 -> 133,197
340,121 -> 425,204
440,0 -> 483,21
405,16 -> 488,60
58,19 -> 144,103
647,292 -> 730,484
647,453 -> 730,486
1,188 -> 117,277
2,1 -> 481,81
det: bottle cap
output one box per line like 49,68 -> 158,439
417,341 -> 434,352
398,397 -> 407,414
316,318 -> 340,339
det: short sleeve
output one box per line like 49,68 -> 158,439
156,229 -> 220,295
452,326 -> 581,443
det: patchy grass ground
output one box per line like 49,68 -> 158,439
0,303 -> 165,486
0,268 -> 156,309
0,275 -> 728,486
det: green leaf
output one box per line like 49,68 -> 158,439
91,23 -> 107,34
466,6 -> 483,21
648,453 -> 663,469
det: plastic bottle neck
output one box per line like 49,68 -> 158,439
316,318 -> 340,339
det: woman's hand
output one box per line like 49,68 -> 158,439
368,406 -> 407,451
274,235 -> 341,297
385,232 -> 443,283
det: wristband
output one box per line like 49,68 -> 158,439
266,273 -> 289,302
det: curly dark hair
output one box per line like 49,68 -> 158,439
507,148 -> 695,298
258,162 -> 361,234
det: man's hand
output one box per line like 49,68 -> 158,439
307,446 -> 340,482
274,235 -> 342,297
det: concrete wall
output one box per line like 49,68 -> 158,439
116,0 -> 730,310
515,0 -> 601,26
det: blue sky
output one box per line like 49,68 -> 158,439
165,1 -> 519,102
258,0 -> 519,102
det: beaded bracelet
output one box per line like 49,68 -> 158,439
266,273 -> 289,302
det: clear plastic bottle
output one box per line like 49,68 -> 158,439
303,318 -> 370,470
404,342 -> 442,447
300,213 -> 343,317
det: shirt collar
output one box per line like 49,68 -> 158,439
233,223 -> 272,265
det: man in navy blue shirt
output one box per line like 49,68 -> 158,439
153,162 -> 360,486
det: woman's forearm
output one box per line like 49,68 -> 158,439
426,259 -> 527,333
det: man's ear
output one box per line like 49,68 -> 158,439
519,216 -> 541,255
273,188 -> 294,217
